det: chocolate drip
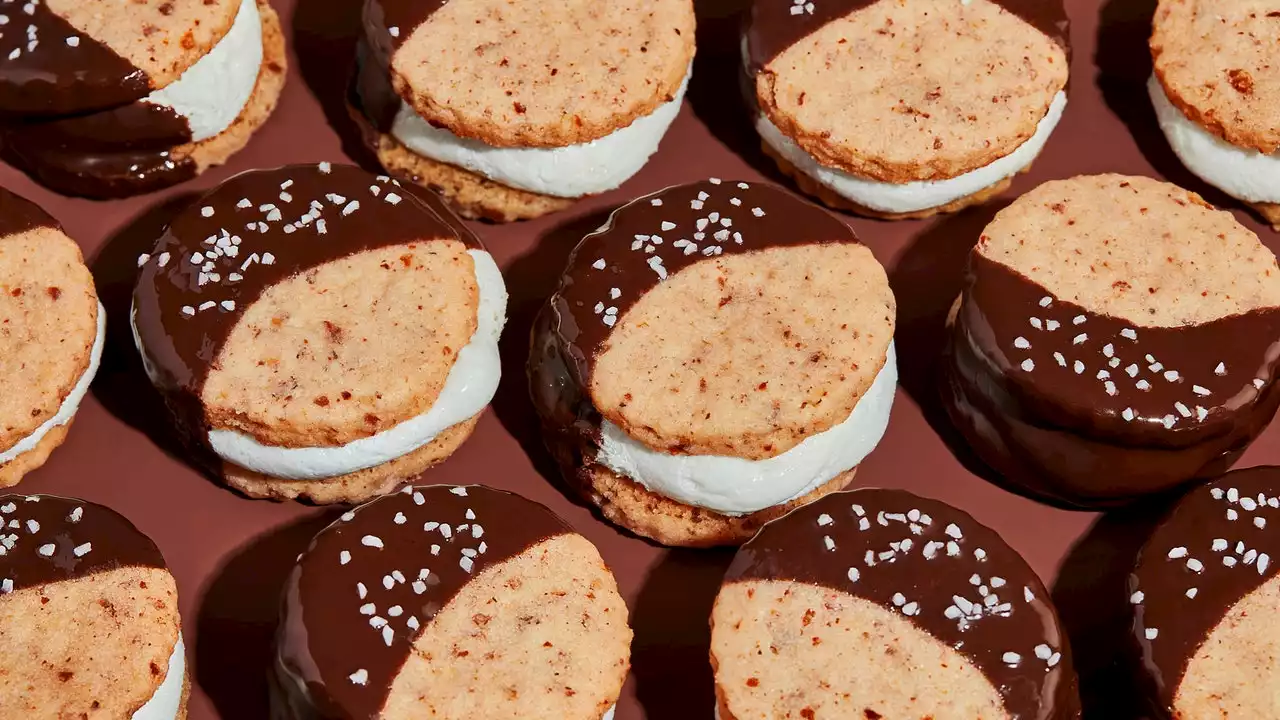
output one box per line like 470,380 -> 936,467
274,485 -> 572,719
131,163 -> 481,449
1130,467 -> 1280,716
0,5 -> 151,116
0,186 -> 57,236
0,495 -> 165,591
726,488 -> 1080,720
942,254 -> 1280,506
746,0 -> 1069,69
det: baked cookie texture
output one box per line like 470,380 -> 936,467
710,488 -> 1080,720
942,174 -> 1280,507
273,485 -> 631,719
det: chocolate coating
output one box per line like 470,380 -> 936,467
942,253 -> 1280,507
363,0 -> 447,53
131,163 -> 481,453
1129,466 -> 1280,716
273,485 -> 573,719
726,488 -> 1080,720
0,495 -> 165,592
0,185 -> 58,236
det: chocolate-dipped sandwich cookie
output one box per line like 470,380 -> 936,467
272,484 -> 631,720
711,488 -> 1079,719
943,175 -> 1280,508
530,180 -> 896,547
1131,467 -> 1280,718
0,495 -> 187,719
132,163 -> 506,504
744,0 -> 1069,219
351,0 -> 695,222
0,0 -> 287,198
0,188 -> 103,487
1149,0 -> 1280,229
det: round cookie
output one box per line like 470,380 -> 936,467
942,174 -> 1280,508
350,0 -> 695,221
744,0 -> 1069,218
1149,0 -> 1280,229
710,488 -> 1080,720
272,484 -> 631,719
0,188 -> 102,488
132,163 -> 507,504
1,0 -> 287,199
0,494 -> 187,719
529,179 -> 896,547
1130,466 -> 1280,718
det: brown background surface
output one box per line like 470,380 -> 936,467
3,0 -> 1271,717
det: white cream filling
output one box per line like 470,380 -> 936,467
756,92 -> 1067,214
602,706 -> 615,720
206,250 -> 506,480
146,0 -> 263,142
1149,74 -> 1280,204
0,301 -> 104,465
132,633 -> 185,720
390,68 -> 690,198
596,343 -> 897,516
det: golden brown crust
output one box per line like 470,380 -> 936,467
387,0 -> 695,148
0,421 -> 71,489
1251,201 -> 1280,231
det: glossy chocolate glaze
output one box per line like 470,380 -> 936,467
273,485 -> 573,719
942,253 -> 1280,507
363,0 -> 447,54
0,5 -> 151,116
0,185 -> 57,236
725,488 -> 1080,720
1129,467 -> 1280,716
746,0 -> 1070,70
0,494 -> 165,592
132,163 -> 481,453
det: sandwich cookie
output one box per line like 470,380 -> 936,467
0,188 -> 103,488
0,495 -> 187,719
0,0 -> 287,198
942,175 -> 1280,508
529,179 -> 896,547
272,484 -> 630,720
351,0 -> 696,222
1130,466 -> 1280,718
132,163 -> 506,504
745,0 -> 1070,219
1150,0 -> 1280,229
711,488 -> 1080,720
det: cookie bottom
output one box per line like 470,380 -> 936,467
0,420 -> 71,489
221,414 -> 481,504
763,140 -> 1017,220
370,131 -> 577,223
1251,201 -> 1280,231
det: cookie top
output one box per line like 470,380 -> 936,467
366,0 -> 695,148
1151,0 -> 1280,154
748,0 -> 1069,183
0,0 -> 240,116
545,179 -> 894,460
1130,467 -> 1280,712
277,485 -> 630,719
0,190 -> 99,458
132,163 -> 485,448
964,174 -> 1280,442
719,488 -> 1078,718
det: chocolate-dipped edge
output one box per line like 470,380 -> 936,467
363,0 -> 448,55
131,163 -> 482,459
274,485 -> 573,719
0,185 -> 59,237
1129,467 -> 1280,716
724,487 -> 1080,720
941,253 -> 1280,506
0,494 -> 166,593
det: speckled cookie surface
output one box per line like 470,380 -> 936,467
1152,0 -> 1280,153
754,0 -> 1068,182
376,0 -> 695,147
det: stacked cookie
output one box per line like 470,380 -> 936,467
351,0 -> 695,222
0,0 -> 286,198
530,180 -> 896,547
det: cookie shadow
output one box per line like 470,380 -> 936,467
631,547 -> 736,720
291,0 -> 375,168
1051,500 -> 1173,719
194,510 -> 341,720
